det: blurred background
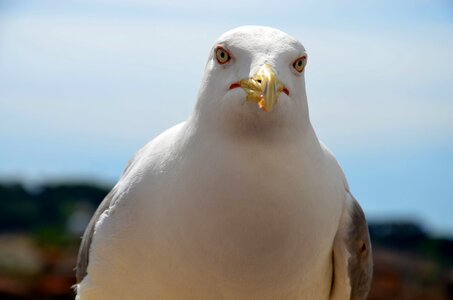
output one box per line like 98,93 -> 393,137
0,0 -> 452,299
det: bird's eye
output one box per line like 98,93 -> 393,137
292,55 -> 307,73
215,46 -> 232,65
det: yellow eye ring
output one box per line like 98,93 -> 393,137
215,46 -> 232,65
293,55 -> 307,73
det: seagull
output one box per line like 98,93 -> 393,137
75,26 -> 372,300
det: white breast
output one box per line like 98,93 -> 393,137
77,127 -> 345,300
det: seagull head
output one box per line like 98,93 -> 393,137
194,26 -> 310,133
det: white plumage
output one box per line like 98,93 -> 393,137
76,26 -> 372,300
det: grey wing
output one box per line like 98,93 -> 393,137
75,188 -> 116,283
330,192 -> 373,300
75,153 -> 139,283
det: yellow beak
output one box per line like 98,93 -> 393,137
238,64 -> 287,112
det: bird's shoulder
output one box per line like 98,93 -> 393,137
318,140 -> 350,191
117,121 -> 189,179
131,121 -> 187,166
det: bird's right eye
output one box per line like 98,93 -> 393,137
215,46 -> 232,65
292,55 -> 307,73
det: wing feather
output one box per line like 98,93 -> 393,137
330,192 -> 373,300
75,152 -> 141,283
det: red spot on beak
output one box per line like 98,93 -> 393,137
229,82 -> 241,90
282,87 -> 290,96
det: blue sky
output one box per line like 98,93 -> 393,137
1,0 -> 452,236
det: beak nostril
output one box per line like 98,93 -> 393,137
257,79 -> 262,83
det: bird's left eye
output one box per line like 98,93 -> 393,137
292,55 -> 307,73
215,46 -> 232,65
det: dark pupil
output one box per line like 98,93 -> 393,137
298,60 -> 302,66
220,51 -> 225,58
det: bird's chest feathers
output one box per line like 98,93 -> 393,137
87,139 -> 342,299
139,140 -> 343,282
88,138 -> 344,299
172,139 -> 341,224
